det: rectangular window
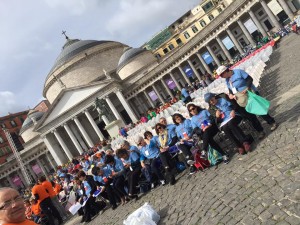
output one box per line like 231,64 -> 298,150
168,44 -> 175,50
258,10 -> 264,17
218,8 -> 222,13
19,117 -> 24,123
208,14 -> 214,20
184,31 -> 190,39
0,135 -> 4,144
10,120 -> 17,127
0,123 -> 5,128
155,53 -> 161,59
191,25 -> 198,33
176,38 -> 183,45
200,20 -> 207,27
163,48 -> 169,54
202,1 -> 214,13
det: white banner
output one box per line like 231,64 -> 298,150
267,0 -> 283,15
222,36 -> 235,50
244,19 -> 258,34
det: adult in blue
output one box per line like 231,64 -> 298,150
135,132 -> 166,187
104,155 -> 129,205
181,84 -> 192,104
171,113 -> 198,173
115,145 -> 142,199
216,65 -> 277,133
91,166 -> 118,210
187,103 -> 229,164
204,92 -> 251,155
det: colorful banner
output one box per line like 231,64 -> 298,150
202,52 -> 213,64
222,36 -> 235,50
184,66 -> 193,77
32,164 -> 42,174
166,79 -> 176,89
12,176 -> 22,186
148,91 -> 158,101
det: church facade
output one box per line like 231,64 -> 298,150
0,0 -> 297,189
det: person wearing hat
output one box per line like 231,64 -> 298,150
204,92 -> 251,155
216,65 -> 277,133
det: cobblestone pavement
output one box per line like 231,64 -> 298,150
66,34 -> 300,225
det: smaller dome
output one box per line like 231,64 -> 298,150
117,47 -> 147,72
20,110 -> 44,134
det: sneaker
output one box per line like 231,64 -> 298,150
270,123 -> 278,131
200,150 -> 207,158
258,131 -> 265,139
187,160 -> 195,166
189,165 -> 197,175
160,180 -> 166,186
223,155 -> 230,164
243,142 -> 251,152
151,183 -> 155,189
238,147 -> 246,155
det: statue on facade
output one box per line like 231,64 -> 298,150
93,97 -> 114,122
103,69 -> 111,79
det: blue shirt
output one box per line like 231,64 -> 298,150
215,98 -> 233,122
165,124 -> 177,146
106,158 -> 124,174
140,139 -> 160,160
83,180 -> 92,196
226,69 -> 249,92
191,110 -> 211,129
175,119 -> 193,139
181,88 -> 189,98
123,151 -> 140,164
93,167 -> 111,184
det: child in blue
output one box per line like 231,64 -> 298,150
187,103 -> 229,164
204,92 -> 251,155
104,155 -> 129,205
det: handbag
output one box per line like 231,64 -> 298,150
245,91 -> 270,115
235,91 -> 248,107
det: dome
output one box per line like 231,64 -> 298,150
117,47 -> 157,80
117,47 -> 147,72
46,38 -> 112,79
20,110 -> 44,134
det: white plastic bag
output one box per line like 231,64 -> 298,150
123,203 -> 160,225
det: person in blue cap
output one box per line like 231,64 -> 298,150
204,92 -> 251,155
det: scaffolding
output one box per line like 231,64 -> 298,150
2,128 -> 33,185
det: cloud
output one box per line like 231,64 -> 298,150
0,91 -> 27,116
43,0 -> 93,15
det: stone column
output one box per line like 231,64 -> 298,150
105,96 -> 123,121
53,129 -> 73,160
249,10 -> 268,37
152,84 -> 165,104
135,96 -> 148,113
178,66 -> 192,86
101,115 -> 110,125
36,158 -> 48,177
16,170 -> 27,187
197,63 -> 205,75
216,37 -> 233,61
128,100 -> 140,118
69,123 -> 88,150
143,90 -> 155,108
226,29 -> 244,54
115,89 -> 138,123
46,152 -> 56,170
196,52 -> 213,74
161,79 -> 174,99
27,164 -> 38,180
7,176 -> 17,189
187,59 -> 202,80
169,72 -> 182,91
73,116 -> 94,148
260,0 -> 281,30
278,0 -> 294,21
207,45 -> 221,66
84,110 -> 105,141
63,123 -> 84,154
43,135 -> 64,165
237,19 -> 256,46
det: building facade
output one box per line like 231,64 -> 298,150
0,0 -> 298,189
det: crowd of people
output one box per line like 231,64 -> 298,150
1,65 -> 279,225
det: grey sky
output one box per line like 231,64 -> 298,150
0,0 -> 200,116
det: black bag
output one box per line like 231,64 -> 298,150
139,181 -> 151,193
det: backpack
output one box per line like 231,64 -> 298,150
207,145 -> 223,166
